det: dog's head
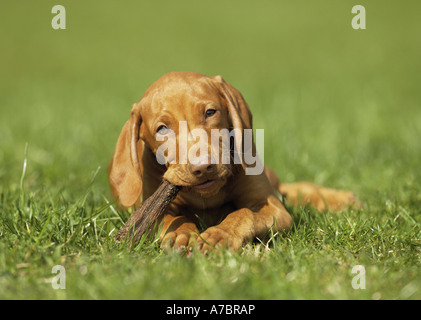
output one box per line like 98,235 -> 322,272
109,72 -> 253,208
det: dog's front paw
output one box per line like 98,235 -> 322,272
198,226 -> 243,254
161,229 -> 198,254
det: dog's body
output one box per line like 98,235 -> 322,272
109,72 -> 356,253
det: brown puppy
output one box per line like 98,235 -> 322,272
109,72 -> 356,253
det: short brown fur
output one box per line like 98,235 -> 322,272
109,72 -> 357,253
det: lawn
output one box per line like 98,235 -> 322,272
0,0 -> 420,300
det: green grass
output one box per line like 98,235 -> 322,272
0,0 -> 420,299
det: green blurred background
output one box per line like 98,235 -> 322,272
1,0 -> 421,300
1,0 -> 420,196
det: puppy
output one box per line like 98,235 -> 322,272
109,72 -> 356,253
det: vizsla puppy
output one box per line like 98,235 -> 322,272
109,72 -> 356,253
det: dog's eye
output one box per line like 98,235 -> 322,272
205,109 -> 217,118
157,125 -> 169,135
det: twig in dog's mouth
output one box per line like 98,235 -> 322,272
115,180 -> 181,246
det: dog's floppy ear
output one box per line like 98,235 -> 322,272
108,102 -> 143,208
212,75 -> 253,167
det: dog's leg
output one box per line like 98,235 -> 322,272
198,194 -> 292,253
159,214 -> 199,253
278,182 -> 358,211
264,167 -> 358,211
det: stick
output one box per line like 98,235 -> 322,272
115,180 -> 181,246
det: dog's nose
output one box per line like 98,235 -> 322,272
189,156 -> 216,177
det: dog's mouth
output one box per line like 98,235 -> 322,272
163,164 -> 232,196
178,178 -> 226,197
192,179 -> 218,190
